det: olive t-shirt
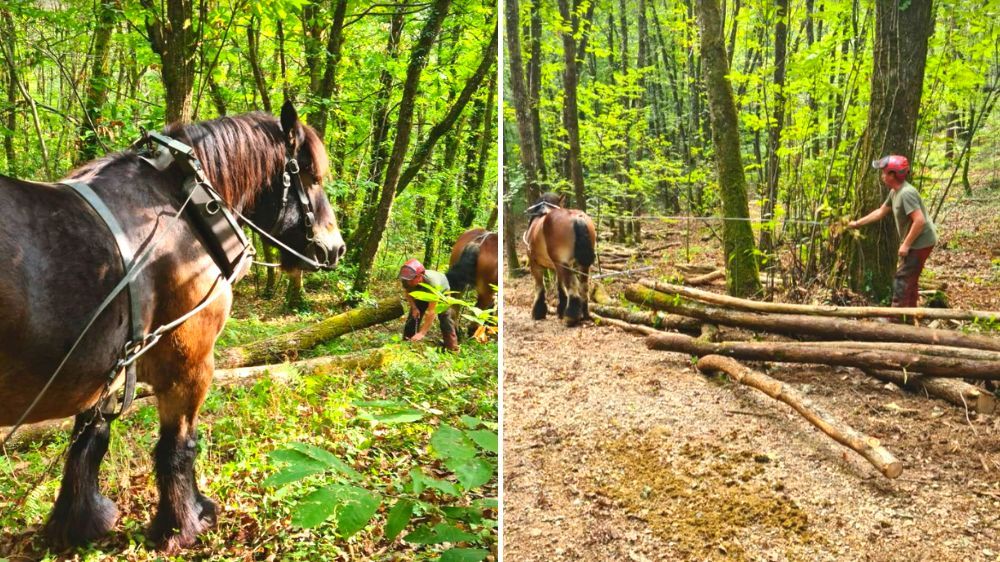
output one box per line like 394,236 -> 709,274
404,269 -> 450,293
883,182 -> 937,249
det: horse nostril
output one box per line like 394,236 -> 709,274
337,245 -> 347,259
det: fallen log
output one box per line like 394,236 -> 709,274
686,269 -> 725,285
639,279 -> 999,323
3,349 -> 394,447
626,284 -> 1000,352
591,304 -> 703,334
860,368 -> 997,415
218,298 -> 404,368
646,332 -> 1000,380
593,314 -> 659,337
696,355 -> 903,479
676,263 -> 718,275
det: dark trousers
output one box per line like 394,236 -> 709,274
892,246 -> 934,308
403,299 -> 456,341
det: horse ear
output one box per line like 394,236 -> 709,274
280,101 -> 299,141
559,194 -> 567,206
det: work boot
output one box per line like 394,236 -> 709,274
443,329 -> 460,353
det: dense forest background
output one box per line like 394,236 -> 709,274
504,0 -> 999,300
0,0 -> 498,303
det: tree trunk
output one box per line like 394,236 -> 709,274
528,0 -> 546,181
861,369 -> 997,415
218,298 -> 405,368
306,0 -> 348,139
77,0 -> 119,163
557,0 -> 592,211
143,0 -> 198,124
503,167 -> 520,276
505,0 -> 542,203
694,0 -> 761,297
459,72 -> 497,228
649,333 -> 1000,380
351,0 -> 452,294
625,283 -> 1000,352
759,0 -> 787,258
843,0 -> 935,302
2,13 -> 16,176
245,15 -> 271,113
639,279 -> 1000,322
591,304 -> 704,334
696,355 -> 903,478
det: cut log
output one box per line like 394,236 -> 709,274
697,355 -> 903,479
861,368 -> 997,415
218,298 -> 404,368
591,283 -> 613,305
646,332 -> 1000,380
3,349 -> 394,447
686,269 -> 725,285
591,304 -> 703,334
676,263 -> 718,274
639,279 -> 999,323
593,314 -> 659,337
626,283 -> 1000,352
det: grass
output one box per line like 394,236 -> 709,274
0,280 -> 498,561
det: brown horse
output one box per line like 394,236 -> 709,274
524,193 -> 596,326
0,102 -> 344,551
447,228 -> 499,311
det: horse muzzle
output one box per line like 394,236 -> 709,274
311,227 -> 346,270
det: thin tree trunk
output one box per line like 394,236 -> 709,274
77,0 -> 119,163
505,0 -> 542,203
459,72 -> 497,228
557,0 -> 594,211
352,0 -> 452,294
2,13 -> 16,176
245,15 -> 271,112
528,0 -> 546,181
694,0 -> 761,296
760,0 -> 787,258
307,0 -> 348,139
142,0 -> 199,124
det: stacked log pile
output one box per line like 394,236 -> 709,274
593,279 -> 1000,478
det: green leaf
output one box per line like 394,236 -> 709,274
265,463 -> 327,486
410,467 -> 460,497
333,484 -> 381,537
466,430 -> 498,454
403,523 -> 476,545
430,425 -> 477,462
384,499 -> 414,542
441,506 -> 483,524
446,457 -> 495,490
440,548 -> 490,562
291,487 -> 338,528
408,290 -> 440,302
460,415 -> 483,428
354,400 -> 426,425
275,444 -> 362,481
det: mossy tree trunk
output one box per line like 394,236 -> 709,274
694,0 -> 761,297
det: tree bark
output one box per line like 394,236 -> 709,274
639,279 -> 1000,322
591,304 -> 704,334
218,298 -> 405,368
307,0 -> 348,139
505,0 -> 542,203
556,0 -> 593,211
696,355 -> 903,478
1,10 -> 16,176
625,283 -> 1000,352
143,0 -> 199,124
528,0 -> 546,181
694,0 -> 761,297
351,0 -> 452,294
759,0 -> 787,257
77,0 -> 119,163
843,0 -> 935,301
459,72 -> 497,228
245,15 -> 271,113
649,333 -> 1000,380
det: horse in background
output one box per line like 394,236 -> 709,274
447,228 -> 499,313
523,193 -> 596,326
0,102 -> 343,552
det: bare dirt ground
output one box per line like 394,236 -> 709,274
502,194 -> 1000,562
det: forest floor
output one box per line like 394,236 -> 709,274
502,188 -> 1000,561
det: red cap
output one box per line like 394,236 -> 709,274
399,259 -> 425,281
872,155 -> 909,177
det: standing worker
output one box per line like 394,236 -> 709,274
399,259 -> 460,352
848,155 -> 938,310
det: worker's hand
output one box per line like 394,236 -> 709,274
410,332 -> 426,342
848,220 -> 859,229
898,244 -> 910,257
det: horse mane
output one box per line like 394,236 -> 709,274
67,112 -> 328,211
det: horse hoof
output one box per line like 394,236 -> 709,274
531,300 -> 548,320
197,495 -> 218,527
564,316 -> 581,327
149,497 -> 217,552
44,493 -> 119,548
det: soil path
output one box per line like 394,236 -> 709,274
502,278 -> 1000,562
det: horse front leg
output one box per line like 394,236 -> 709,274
44,409 -> 118,548
557,264 -> 584,326
530,260 -> 547,320
149,359 -> 217,553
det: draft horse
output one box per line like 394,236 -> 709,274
0,102 -> 344,551
524,193 -> 596,326
447,228 -> 499,311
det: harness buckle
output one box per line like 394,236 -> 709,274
285,158 -> 300,174
282,172 -> 292,189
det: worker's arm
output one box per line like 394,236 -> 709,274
898,208 -> 926,257
405,293 -> 420,318
410,301 -> 438,342
848,204 -> 891,229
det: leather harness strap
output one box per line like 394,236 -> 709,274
61,180 -> 142,418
